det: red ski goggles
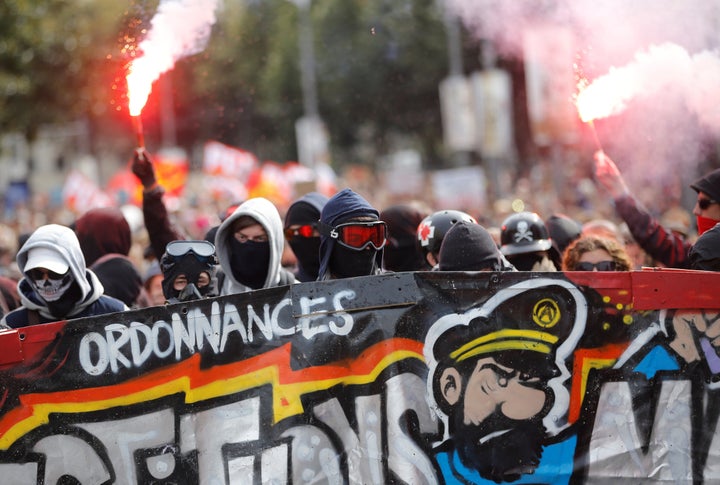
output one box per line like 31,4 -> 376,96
319,221 -> 387,251
284,224 -> 317,241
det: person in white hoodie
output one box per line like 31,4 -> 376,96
0,224 -> 127,329
214,197 -> 296,295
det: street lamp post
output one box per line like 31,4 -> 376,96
290,0 -> 328,170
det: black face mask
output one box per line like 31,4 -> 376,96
329,244 -> 378,279
506,252 -> 544,271
230,238 -> 270,289
289,236 -> 321,281
383,243 -> 424,272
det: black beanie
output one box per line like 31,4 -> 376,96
439,221 -> 503,271
691,167 -> 720,203
285,201 -> 320,227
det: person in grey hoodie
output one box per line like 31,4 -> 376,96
214,197 -> 296,295
1,224 -> 127,328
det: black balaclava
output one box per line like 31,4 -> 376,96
90,254 -> 142,307
285,193 -> 328,282
380,204 -> 427,272
506,252 -> 546,271
289,237 -> 321,281
317,188 -> 381,280
328,244 -> 377,278
229,238 -> 270,289
161,253 -> 217,302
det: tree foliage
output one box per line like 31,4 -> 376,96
1,0 -> 476,170
0,1 -> 134,138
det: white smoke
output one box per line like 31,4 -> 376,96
577,43 -> 720,132
138,0 -> 219,73
445,0 -> 720,188
128,0 -> 220,113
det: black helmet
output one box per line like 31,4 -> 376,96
417,210 -> 476,258
500,212 -> 552,256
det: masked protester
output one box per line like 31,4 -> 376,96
689,222 -> 720,271
0,224 -> 127,329
214,197 -> 296,294
438,221 -> 516,272
499,212 -> 558,271
317,188 -> 387,280
73,207 -> 132,267
380,203 -> 429,272
160,240 -> 218,304
283,192 -> 328,282
594,150 -> 720,268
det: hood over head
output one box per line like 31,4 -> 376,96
214,197 -> 285,294
285,192 -> 328,227
285,192 -> 328,282
317,188 -> 380,280
90,254 -> 143,307
74,207 -> 132,266
16,224 -> 103,317
380,204 -> 428,272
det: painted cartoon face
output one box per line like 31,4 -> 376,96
462,356 -> 546,425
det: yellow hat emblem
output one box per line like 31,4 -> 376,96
532,298 -> 561,328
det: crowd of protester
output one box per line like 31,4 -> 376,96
0,147 -> 718,327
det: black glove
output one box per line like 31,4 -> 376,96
131,148 -> 157,188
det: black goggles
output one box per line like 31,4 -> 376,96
165,240 -> 216,258
318,221 -> 387,251
284,224 -> 316,241
698,198 -> 718,210
574,261 -> 617,271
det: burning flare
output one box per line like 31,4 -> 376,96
125,0 -> 220,117
575,42 -> 720,125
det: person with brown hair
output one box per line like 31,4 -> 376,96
561,236 -> 633,272
214,197 -> 296,293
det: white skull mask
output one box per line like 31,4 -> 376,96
33,273 -> 73,302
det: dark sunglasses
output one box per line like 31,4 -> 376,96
165,240 -> 216,258
284,224 -> 316,241
27,268 -> 68,280
574,261 -> 617,271
319,221 -> 387,251
698,198 -> 718,210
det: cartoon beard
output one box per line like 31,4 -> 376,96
451,407 -> 547,483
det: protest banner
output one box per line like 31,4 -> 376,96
0,270 -> 718,483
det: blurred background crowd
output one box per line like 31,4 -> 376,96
1,0 -> 717,293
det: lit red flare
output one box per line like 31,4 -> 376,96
575,74 -> 633,123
